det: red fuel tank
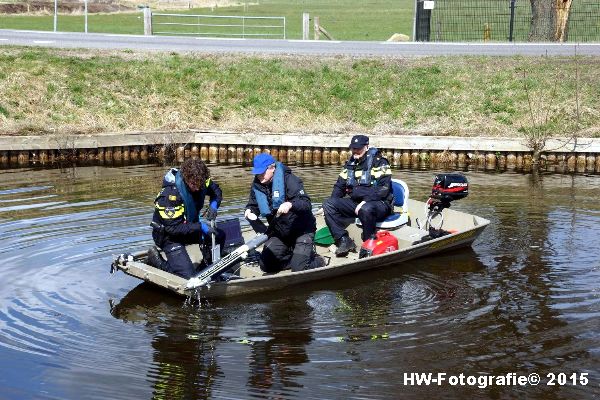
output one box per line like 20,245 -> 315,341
359,231 -> 399,259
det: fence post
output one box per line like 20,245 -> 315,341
509,0 -> 516,42
302,12 -> 309,40
412,0 -> 417,40
314,16 -> 320,40
144,7 -> 152,36
53,0 -> 58,32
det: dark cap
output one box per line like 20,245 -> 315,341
349,135 -> 369,149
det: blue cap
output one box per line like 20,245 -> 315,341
349,135 -> 369,149
251,153 -> 276,174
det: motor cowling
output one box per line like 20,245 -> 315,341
359,231 -> 399,259
430,173 -> 468,205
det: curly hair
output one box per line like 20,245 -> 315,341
180,158 -> 210,192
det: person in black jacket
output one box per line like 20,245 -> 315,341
323,135 -> 394,257
147,158 -> 223,279
244,153 -> 320,273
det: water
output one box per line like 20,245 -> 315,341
0,164 -> 598,399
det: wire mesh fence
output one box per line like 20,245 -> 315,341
418,0 -> 600,43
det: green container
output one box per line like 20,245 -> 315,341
315,226 -> 334,246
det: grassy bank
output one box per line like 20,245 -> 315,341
0,47 -> 599,138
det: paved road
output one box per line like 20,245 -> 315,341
1,29 -> 599,57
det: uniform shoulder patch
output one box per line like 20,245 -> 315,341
169,195 -> 177,201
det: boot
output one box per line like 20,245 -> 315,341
335,235 -> 357,257
147,246 -> 168,270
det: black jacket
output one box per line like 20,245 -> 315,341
331,150 -> 393,205
246,165 -> 316,240
152,169 -> 223,247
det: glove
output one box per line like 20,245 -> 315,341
206,207 -> 218,221
244,209 -> 258,221
201,222 -> 216,236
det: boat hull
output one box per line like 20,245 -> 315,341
114,199 -> 490,298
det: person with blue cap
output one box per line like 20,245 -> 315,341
244,153 -> 324,273
323,134 -> 394,256
146,158 -> 224,278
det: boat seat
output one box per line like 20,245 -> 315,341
356,178 -> 409,230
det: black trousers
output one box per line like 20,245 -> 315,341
159,229 -> 225,279
323,197 -> 390,242
260,232 -> 315,273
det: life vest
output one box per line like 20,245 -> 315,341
345,147 -> 380,187
160,168 -> 209,223
254,162 -> 285,217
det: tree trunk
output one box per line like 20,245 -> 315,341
554,0 -> 573,42
529,0 -> 555,41
529,0 -> 573,42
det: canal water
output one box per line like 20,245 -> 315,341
0,164 -> 598,399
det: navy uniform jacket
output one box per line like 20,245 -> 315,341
152,169 -> 222,247
331,150 -> 393,205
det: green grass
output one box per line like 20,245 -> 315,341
0,0 -> 415,40
1,47 -> 599,138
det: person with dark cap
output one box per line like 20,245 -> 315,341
244,153 -> 323,273
146,158 -> 224,279
323,134 -> 394,256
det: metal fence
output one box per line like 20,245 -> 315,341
151,13 -> 286,39
415,0 -> 600,42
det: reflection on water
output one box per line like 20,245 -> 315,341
0,164 -> 598,399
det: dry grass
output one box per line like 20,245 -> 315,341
1,47 -> 599,138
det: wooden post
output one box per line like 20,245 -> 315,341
485,153 -> 497,169
322,147 -> 331,164
392,150 -> 401,167
130,146 -> 140,161
340,149 -> 349,163
244,147 -> 253,163
497,153 -> 506,169
312,148 -> 322,165
0,151 -> 8,164
200,144 -> 209,161
595,154 -> 600,173
586,154 -> 595,172
515,153 -> 524,169
143,7 -> 152,36
401,151 -> 410,167
303,147 -> 313,164
314,16 -> 320,40
176,145 -> 185,163
105,147 -> 113,162
140,146 -> 148,161
208,145 -> 218,163
296,147 -> 303,164
191,145 -> 200,158
227,145 -> 237,163
302,13 -> 309,40
287,147 -> 296,164
278,148 -> 287,163
184,146 -> 190,159
122,147 -> 130,161
218,145 -> 227,163
330,148 -> 339,165
506,152 -> 516,169
236,146 -> 244,163
18,151 -> 29,165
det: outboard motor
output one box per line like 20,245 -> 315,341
429,173 -> 468,211
416,173 -> 469,236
